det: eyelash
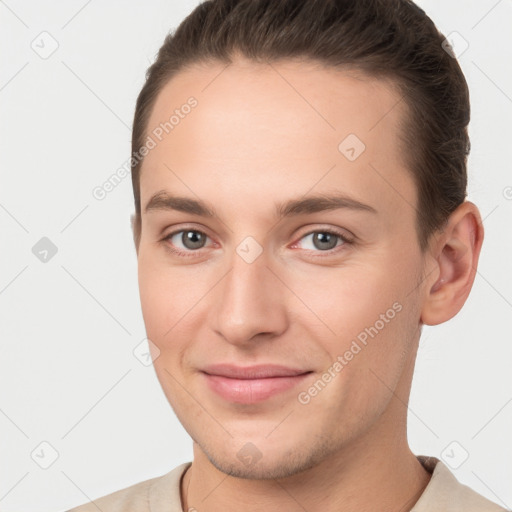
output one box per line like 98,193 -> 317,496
161,226 -> 353,259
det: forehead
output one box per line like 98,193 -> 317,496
140,58 -> 416,224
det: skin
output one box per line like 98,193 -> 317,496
132,57 -> 484,512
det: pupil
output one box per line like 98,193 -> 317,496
184,231 -> 204,249
314,232 -> 337,250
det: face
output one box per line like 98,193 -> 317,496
136,57 -> 428,479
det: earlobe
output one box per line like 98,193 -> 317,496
420,201 -> 484,326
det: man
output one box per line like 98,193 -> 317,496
69,0 -> 507,510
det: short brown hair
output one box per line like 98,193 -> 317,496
131,0 -> 470,252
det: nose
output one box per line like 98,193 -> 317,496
210,249 -> 289,347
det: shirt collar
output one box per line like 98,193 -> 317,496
147,456 -> 503,512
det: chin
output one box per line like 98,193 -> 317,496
198,435 -> 334,481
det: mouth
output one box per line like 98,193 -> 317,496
200,364 -> 313,404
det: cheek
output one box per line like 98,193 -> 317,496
138,261 -> 166,336
137,251 -> 214,380
299,253 -> 418,373
297,300 -> 416,435
293,262 -> 404,336
137,256 -> 192,408
138,251 -> 201,335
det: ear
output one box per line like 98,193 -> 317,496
130,213 -> 140,256
420,201 -> 484,326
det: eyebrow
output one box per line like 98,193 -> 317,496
144,190 -> 378,218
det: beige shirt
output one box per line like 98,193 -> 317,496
67,455 -> 508,511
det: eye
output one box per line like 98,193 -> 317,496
293,229 -> 351,254
163,228 -> 213,255
162,226 -> 352,258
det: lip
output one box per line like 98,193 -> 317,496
201,364 -> 312,403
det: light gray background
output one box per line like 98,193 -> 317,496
1,1 -> 511,511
